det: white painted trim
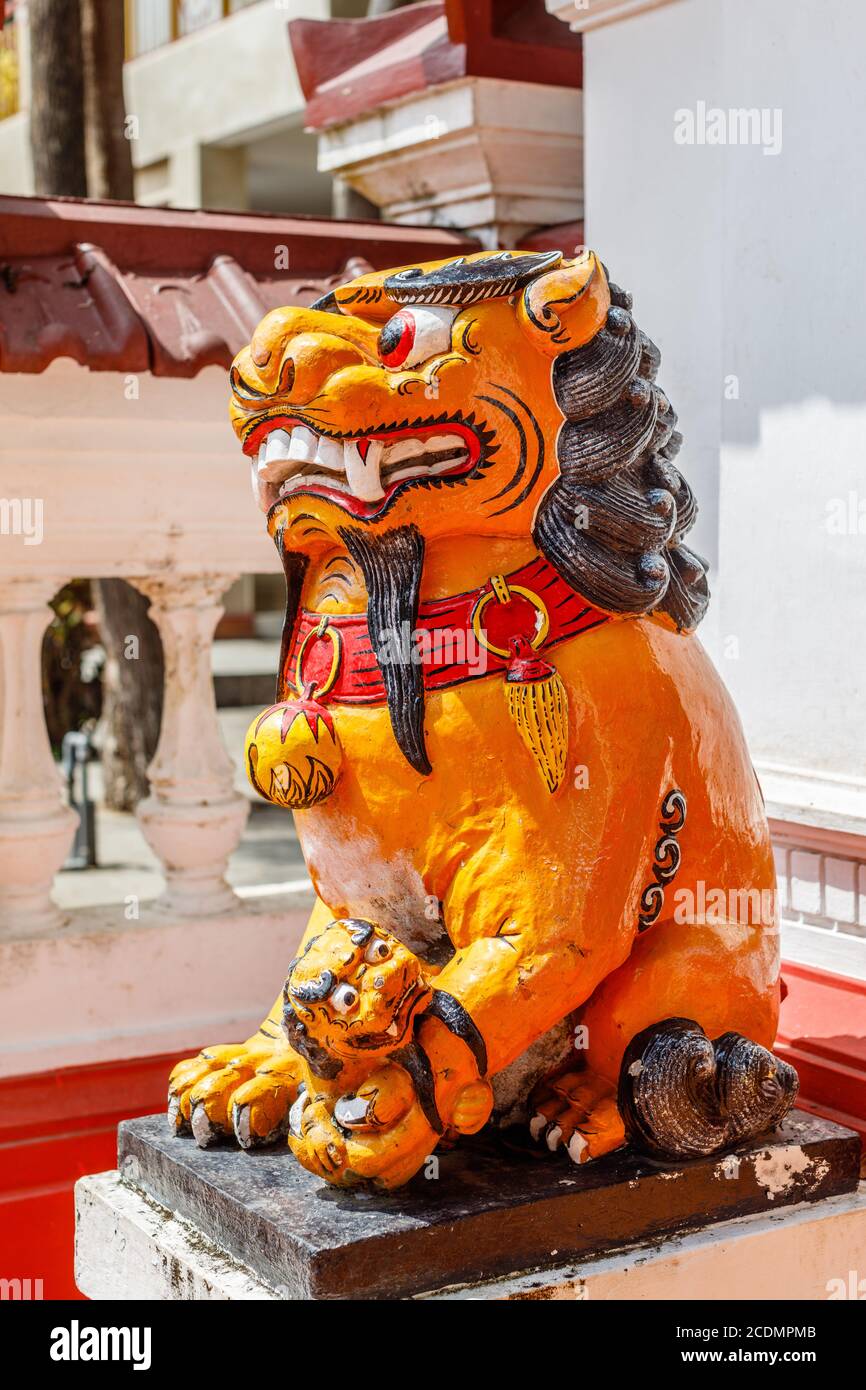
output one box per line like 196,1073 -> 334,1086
781,920 -> 866,983
235,878 -> 312,899
545,0 -> 684,34
758,760 -> 866,833
317,77 -> 583,250
428,1185 -> 866,1300
770,817 -> 866,861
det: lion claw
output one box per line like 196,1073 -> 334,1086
287,1084 -> 309,1139
190,1101 -> 222,1149
334,1094 -> 373,1129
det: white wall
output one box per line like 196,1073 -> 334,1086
0,110 -> 34,194
0,361 -> 281,582
583,0 -> 866,787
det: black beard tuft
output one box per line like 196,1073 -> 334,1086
339,524 -> 431,776
274,522 -> 309,703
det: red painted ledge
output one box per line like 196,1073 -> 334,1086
777,959 -> 866,1144
0,1051 -> 181,1300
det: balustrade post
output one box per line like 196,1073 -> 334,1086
132,574 -> 249,916
0,576 -> 77,935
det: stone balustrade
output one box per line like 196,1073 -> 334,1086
0,364 -> 273,941
0,361 -> 310,1078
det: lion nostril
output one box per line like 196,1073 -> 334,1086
277,357 -> 294,395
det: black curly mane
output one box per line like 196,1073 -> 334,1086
533,274 -> 709,632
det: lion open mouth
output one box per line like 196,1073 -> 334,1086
344,980 -> 427,1052
244,418 -> 480,519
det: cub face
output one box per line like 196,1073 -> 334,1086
283,919 -> 433,1063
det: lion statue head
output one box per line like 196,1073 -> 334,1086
230,249 -> 708,774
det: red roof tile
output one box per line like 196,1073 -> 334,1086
517,220 -> 585,256
0,195 -> 477,376
291,0 -> 581,133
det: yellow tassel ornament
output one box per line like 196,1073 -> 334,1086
472,574 -> 570,794
505,636 -> 569,794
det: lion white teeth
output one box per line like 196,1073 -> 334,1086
264,427 -> 291,460
343,439 -> 385,502
314,436 -> 344,472
385,437 -> 426,465
257,428 -> 293,481
256,424 -> 469,508
288,425 -> 318,463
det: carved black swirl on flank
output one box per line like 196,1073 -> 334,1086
638,788 -> 687,932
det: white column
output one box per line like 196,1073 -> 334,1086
133,574 -> 249,917
0,576 -> 77,936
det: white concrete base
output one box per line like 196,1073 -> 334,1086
75,1170 -> 866,1302
76,1172 -> 278,1301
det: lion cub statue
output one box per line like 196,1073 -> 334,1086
168,249 -> 797,1188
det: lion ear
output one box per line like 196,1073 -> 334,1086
517,250 -> 611,357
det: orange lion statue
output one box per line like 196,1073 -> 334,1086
168,249 -> 797,1188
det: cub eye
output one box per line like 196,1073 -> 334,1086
365,938 -> 391,964
331,983 -> 359,1014
377,305 -> 456,371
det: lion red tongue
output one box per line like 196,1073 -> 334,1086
344,439 -> 384,501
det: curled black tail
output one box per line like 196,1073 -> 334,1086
618,1017 -> 798,1160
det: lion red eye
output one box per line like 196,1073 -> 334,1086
378,311 -> 415,368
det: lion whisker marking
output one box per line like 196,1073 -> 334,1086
478,386 -> 546,515
477,393 -> 527,504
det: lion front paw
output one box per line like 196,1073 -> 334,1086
288,1081 -> 437,1189
168,1037 -> 302,1150
287,1086 -> 353,1182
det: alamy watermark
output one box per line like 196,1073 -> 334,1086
50,1321 -> 151,1371
1,1276 -> 43,1299
674,102 -> 782,157
375,620 -> 487,674
0,497 -> 43,545
672,881 -> 778,927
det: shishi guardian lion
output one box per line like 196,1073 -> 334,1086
169,249 -> 796,1188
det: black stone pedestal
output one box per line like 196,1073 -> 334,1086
117,1111 -> 860,1300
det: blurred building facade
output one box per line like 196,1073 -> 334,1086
0,0 -> 364,212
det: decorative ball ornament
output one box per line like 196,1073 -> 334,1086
244,620 -> 343,810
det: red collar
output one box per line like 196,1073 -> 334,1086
282,554 -> 609,705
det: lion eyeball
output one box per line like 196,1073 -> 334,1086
365,938 -> 391,964
331,984 -> 359,1014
